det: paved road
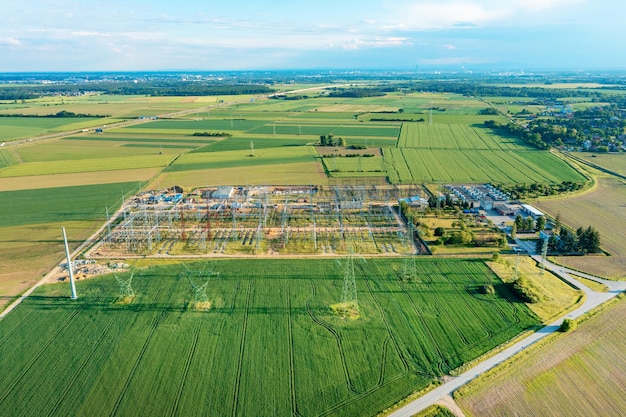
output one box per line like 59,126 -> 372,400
389,256 -> 626,417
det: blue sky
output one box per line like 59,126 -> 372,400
1,0 -> 624,71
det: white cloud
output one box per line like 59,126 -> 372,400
342,36 -> 411,50
0,37 -> 23,46
386,0 -> 586,31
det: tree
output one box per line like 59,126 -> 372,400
434,227 -> 445,237
535,238 -> 545,253
578,226 -> 601,253
554,212 -> 562,234
514,215 -> 523,231
524,217 -> 534,232
535,216 -> 546,231
558,228 -> 578,252
560,318 -> 577,332
510,223 -> 517,240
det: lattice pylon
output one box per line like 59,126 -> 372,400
181,263 -> 219,305
115,270 -> 135,298
339,251 -> 358,307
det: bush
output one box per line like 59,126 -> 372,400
510,276 -> 541,303
560,318 -> 577,332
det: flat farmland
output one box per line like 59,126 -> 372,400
150,162 -> 327,189
0,117 -> 102,142
322,156 -> 386,177
0,154 -> 175,177
456,297 -> 626,417
397,123 -> 524,150
164,146 -> 318,173
0,168 -> 161,191
0,258 -> 539,417
534,176 -> 626,279
383,148 -> 586,184
576,153 -> 626,176
0,181 -> 142,308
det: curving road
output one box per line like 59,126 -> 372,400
388,255 -> 626,417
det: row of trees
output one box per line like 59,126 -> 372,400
536,225 -> 601,254
319,134 -> 346,147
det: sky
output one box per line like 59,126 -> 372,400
1,0 -> 625,72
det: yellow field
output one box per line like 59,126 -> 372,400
488,256 -> 582,322
456,297 -> 626,417
534,176 -> 626,279
0,220 -> 100,309
0,168 -> 160,191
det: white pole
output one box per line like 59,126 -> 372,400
62,227 -> 77,299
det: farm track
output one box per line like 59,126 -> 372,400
0,300 -> 89,408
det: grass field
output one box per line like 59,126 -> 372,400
576,152 -> 626,176
0,117 -> 102,142
164,146 -> 318,173
456,297 -> 626,417
384,123 -> 587,184
0,258 -> 539,417
0,154 -> 175,177
534,176 -> 626,279
149,161 -> 327,189
383,148 -> 585,184
0,181 -> 142,227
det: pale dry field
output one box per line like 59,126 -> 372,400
0,168 -> 161,191
534,176 -> 626,279
457,297 -> 626,417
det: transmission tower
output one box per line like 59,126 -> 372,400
115,270 -> 135,298
540,235 -> 549,274
181,264 -> 220,306
249,140 -> 255,157
512,252 -> 521,281
339,251 -> 358,307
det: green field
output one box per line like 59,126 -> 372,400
164,146 -> 318,173
0,117 -> 103,142
0,154 -> 175,177
0,182 -> 142,227
384,123 -> 587,184
0,258 -> 539,417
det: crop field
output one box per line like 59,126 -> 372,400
150,162 -> 328,189
0,182 -> 142,228
0,117 -> 102,142
0,168 -> 161,192
383,148 -> 585,184
163,146 -> 318,173
534,176 -> 626,279
322,156 -> 386,177
396,123 -> 525,150
0,154 -> 175,177
191,137 -> 313,153
456,297 -> 626,417
577,153 -> 626,176
0,258 -> 539,417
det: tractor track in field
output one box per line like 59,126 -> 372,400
230,280 -> 253,417
0,300 -> 89,408
108,288 -> 174,417
169,320 -> 202,417
45,316 -> 117,417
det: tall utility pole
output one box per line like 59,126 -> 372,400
62,227 -> 77,300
